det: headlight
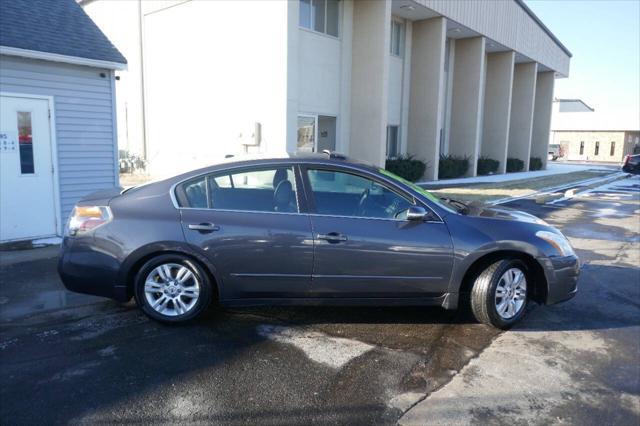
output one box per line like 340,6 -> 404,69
67,206 -> 112,236
535,230 -> 575,257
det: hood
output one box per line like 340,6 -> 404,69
464,204 -> 548,225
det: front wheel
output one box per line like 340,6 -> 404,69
470,259 -> 528,329
134,254 -> 213,323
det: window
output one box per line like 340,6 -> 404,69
18,111 -> 34,174
390,19 -> 405,57
307,169 -> 412,219
610,142 -> 615,156
579,141 -> 585,155
594,141 -> 600,156
177,167 -> 298,213
297,116 -> 316,152
299,0 -> 339,37
386,125 -> 400,158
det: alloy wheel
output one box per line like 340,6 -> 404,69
144,263 -> 201,316
494,267 -> 527,319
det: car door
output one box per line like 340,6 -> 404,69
303,166 -> 453,298
177,164 -> 314,300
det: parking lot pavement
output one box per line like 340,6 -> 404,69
400,175 -> 640,425
1,176 -> 638,425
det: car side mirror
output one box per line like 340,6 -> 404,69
406,206 -> 428,221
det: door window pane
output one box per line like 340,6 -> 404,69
18,111 -> 34,174
299,0 -> 311,29
326,0 -> 339,36
307,169 -> 412,219
178,167 -> 298,213
297,116 -> 315,152
313,0 -> 326,33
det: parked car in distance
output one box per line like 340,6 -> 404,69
548,144 -> 561,161
58,152 -> 580,329
622,154 -> 640,175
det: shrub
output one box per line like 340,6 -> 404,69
385,155 -> 427,182
438,155 -> 469,179
477,157 -> 500,175
506,157 -> 525,173
529,157 -> 543,171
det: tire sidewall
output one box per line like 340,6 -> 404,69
485,259 -> 529,328
134,254 -> 212,323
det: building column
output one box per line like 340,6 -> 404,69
507,62 -> 538,171
407,17 -> 446,181
531,71 -> 555,169
481,51 -> 515,174
348,0 -> 391,167
448,36 -> 486,176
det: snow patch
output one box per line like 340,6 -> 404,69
257,325 -> 374,369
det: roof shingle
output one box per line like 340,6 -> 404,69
0,0 -> 126,65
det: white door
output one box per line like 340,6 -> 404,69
0,95 -> 57,242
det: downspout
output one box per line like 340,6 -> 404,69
138,0 -> 148,161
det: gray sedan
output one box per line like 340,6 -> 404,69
58,153 -> 580,329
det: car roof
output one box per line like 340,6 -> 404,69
169,151 -> 378,182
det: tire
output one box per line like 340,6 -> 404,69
134,254 -> 213,323
470,259 -> 529,329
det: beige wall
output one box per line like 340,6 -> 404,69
553,131 -> 630,162
448,37 -> 486,176
407,17 -> 447,180
481,51 -> 515,173
348,0 -> 392,167
507,62 -> 537,171
531,71 -> 555,168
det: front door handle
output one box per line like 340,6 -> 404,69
317,232 -> 348,243
188,223 -> 220,233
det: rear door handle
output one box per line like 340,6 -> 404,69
188,223 -> 220,233
317,232 -> 348,243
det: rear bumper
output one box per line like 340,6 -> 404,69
537,255 -> 580,305
58,236 -> 129,302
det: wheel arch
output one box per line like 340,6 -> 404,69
119,242 -> 222,301
456,249 -> 548,305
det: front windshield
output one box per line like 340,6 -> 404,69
378,168 -> 457,213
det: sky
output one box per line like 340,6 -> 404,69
525,0 -> 640,129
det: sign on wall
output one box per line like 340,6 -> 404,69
0,131 -> 18,153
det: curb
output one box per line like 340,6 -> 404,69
489,172 -> 627,205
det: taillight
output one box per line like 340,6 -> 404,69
67,206 -> 112,236
623,155 -> 631,165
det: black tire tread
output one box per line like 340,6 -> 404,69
470,260 -> 504,326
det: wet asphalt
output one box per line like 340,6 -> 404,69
1,176 -> 638,425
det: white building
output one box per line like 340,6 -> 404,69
82,0 -> 571,180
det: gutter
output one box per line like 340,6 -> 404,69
0,46 -> 127,71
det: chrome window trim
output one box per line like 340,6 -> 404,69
168,159 -> 444,223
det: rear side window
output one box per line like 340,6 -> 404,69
176,166 -> 298,213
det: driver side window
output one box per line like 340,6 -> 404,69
306,169 -> 412,219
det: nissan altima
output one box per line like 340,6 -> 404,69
58,152 -> 580,328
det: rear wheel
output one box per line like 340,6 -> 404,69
470,259 -> 528,329
134,254 -> 213,323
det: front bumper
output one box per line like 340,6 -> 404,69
537,255 -> 580,305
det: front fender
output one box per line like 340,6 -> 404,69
447,240 -> 546,296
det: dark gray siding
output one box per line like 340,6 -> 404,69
0,55 -> 118,222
